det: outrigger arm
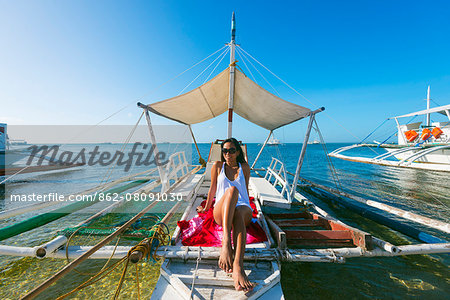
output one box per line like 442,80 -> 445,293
137,103 -> 169,192
290,107 -> 325,199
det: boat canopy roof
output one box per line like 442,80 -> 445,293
144,68 -> 311,130
391,104 -> 450,119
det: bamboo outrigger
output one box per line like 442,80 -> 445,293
0,13 -> 449,300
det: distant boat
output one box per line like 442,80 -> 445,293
0,124 -> 84,176
308,140 -> 320,145
9,139 -> 27,146
1,127 -> 30,167
267,136 -> 282,145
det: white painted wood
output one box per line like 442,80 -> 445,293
266,217 -> 286,249
247,262 -> 281,300
152,258 -> 282,300
252,196 -> 274,248
170,174 -> 203,199
250,177 -> 290,209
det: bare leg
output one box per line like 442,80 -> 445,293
231,205 -> 254,292
213,186 -> 239,273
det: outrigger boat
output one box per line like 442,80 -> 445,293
0,123 -> 84,176
0,14 -> 449,300
329,87 -> 450,172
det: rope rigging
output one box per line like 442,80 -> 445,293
178,46 -> 230,95
313,119 -> 342,191
1,45 -> 228,185
235,47 -> 341,194
236,45 -> 374,153
236,46 -> 281,97
56,220 -> 170,300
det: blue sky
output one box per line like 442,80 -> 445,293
1,0 -> 450,143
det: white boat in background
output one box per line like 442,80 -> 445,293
329,86 -> 450,172
0,123 -> 84,176
267,136 -> 282,146
308,140 -> 320,145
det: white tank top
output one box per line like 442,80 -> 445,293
215,162 -> 251,209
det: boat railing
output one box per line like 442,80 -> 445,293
398,145 -> 450,166
329,144 -> 363,156
264,157 -> 291,203
165,151 -> 190,186
373,146 -> 417,161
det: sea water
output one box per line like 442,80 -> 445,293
0,143 -> 448,299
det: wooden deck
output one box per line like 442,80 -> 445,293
151,260 -> 283,300
154,165 -> 373,299
154,175 -> 283,299
266,211 -> 373,250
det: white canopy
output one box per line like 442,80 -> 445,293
147,68 -> 311,130
391,104 -> 450,119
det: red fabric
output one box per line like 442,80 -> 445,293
178,197 -> 267,247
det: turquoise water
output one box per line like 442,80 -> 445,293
1,143 -> 449,299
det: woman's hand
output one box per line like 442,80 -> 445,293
196,206 -> 206,213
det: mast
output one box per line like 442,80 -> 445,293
426,85 -> 431,127
227,12 -> 236,138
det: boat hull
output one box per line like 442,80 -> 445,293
385,147 -> 450,165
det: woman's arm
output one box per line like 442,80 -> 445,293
197,161 -> 221,213
242,162 -> 251,196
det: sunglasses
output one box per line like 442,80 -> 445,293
222,148 -> 236,154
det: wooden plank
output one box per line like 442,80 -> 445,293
274,219 -> 330,229
170,173 -> 203,199
268,212 -> 313,220
325,219 -> 373,250
265,216 -> 286,249
287,239 -> 355,247
250,177 -> 290,209
253,198 -> 275,248
161,262 -> 201,300
284,230 -> 353,240
177,275 -> 235,287
247,262 -> 281,300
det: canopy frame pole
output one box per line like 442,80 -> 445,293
227,12 -> 237,138
138,104 -> 169,192
188,125 -> 206,167
394,117 -> 406,145
251,130 -> 273,169
290,107 -> 324,199
426,86 -> 431,127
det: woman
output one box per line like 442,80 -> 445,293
196,138 -> 254,292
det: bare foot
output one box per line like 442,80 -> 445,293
218,241 -> 233,273
232,263 -> 254,292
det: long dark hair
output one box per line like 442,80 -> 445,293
221,138 -> 246,163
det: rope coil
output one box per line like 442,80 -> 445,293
57,222 -> 170,300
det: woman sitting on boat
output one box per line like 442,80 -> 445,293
196,138 -> 254,292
